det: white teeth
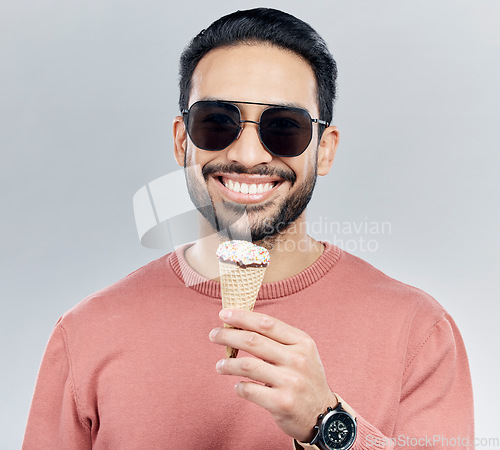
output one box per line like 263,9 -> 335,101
223,179 -> 276,194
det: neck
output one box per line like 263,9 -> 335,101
183,213 -> 324,283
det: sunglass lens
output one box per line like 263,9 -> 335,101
259,107 -> 312,157
187,102 -> 240,151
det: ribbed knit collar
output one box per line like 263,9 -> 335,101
169,241 -> 342,300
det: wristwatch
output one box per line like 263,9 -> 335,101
307,402 -> 357,450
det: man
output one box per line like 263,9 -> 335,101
24,8 -> 474,449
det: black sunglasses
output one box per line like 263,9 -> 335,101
182,100 -> 329,158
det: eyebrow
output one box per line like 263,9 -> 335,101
198,97 -> 311,112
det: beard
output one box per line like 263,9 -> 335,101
184,156 -> 317,245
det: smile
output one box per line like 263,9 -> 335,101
222,179 -> 276,194
212,174 -> 284,204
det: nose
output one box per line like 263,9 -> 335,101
225,121 -> 273,168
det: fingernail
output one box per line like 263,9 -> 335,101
220,309 -> 232,320
216,360 -> 224,372
209,328 -> 219,339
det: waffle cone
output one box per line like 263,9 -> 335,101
219,261 -> 267,358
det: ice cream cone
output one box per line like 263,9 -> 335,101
218,261 -> 267,358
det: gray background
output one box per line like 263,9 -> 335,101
1,0 -> 499,447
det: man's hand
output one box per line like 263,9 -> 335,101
208,308 -> 337,442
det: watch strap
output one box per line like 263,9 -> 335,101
294,393 -> 357,450
293,439 -> 319,449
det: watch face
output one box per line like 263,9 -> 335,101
322,412 -> 356,450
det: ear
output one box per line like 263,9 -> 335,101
317,125 -> 339,176
173,115 -> 187,167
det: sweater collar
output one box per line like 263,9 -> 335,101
169,241 -> 342,300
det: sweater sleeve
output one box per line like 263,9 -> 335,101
22,319 -> 91,449
356,313 -> 473,449
294,313 -> 474,450
391,313 -> 474,448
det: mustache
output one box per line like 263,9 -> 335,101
202,163 -> 296,185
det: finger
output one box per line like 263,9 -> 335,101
209,326 -> 286,364
234,380 -> 285,416
215,356 -> 279,387
219,309 -> 308,346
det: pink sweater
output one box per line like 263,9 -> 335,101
23,243 -> 474,449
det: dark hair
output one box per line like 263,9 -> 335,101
178,8 -> 337,129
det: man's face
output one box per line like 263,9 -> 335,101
177,44 -> 323,243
